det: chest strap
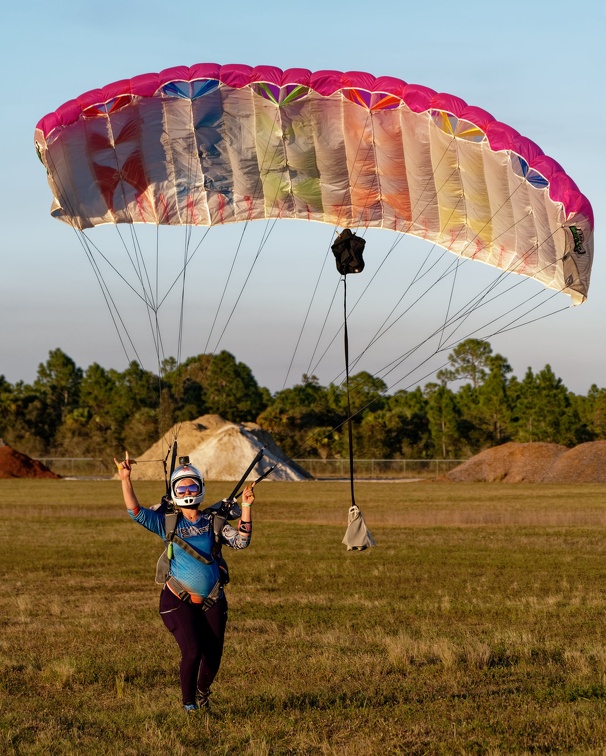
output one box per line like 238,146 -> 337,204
170,534 -> 214,565
165,510 -> 215,565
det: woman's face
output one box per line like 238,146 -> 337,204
174,477 -> 201,499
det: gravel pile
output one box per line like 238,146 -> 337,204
446,442 -> 567,483
127,414 -> 311,481
543,441 -> 606,483
448,441 -> 606,483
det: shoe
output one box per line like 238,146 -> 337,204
183,703 -> 198,713
196,688 -> 211,709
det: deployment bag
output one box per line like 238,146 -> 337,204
331,228 -> 366,275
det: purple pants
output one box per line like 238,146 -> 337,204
159,586 -> 228,705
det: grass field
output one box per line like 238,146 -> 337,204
2,479 -> 606,754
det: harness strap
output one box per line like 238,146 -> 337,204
201,577 -> 223,610
166,575 -> 193,603
165,510 -> 179,539
171,534 -> 215,565
211,513 -> 227,559
166,575 -> 223,610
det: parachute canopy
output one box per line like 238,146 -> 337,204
35,64 -> 593,304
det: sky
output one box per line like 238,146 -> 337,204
1,0 -> 603,395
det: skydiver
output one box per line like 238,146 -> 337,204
115,451 -> 255,713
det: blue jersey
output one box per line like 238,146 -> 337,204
129,506 -> 250,598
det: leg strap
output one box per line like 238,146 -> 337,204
166,576 -> 223,611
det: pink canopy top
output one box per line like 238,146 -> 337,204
36,63 -> 593,228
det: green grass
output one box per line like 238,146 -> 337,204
3,480 -> 606,754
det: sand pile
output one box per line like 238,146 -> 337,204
129,414 -> 311,481
446,442 -> 567,483
0,441 -> 60,479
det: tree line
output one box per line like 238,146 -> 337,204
2,339 -> 605,461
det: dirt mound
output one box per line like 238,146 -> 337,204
543,441 -> 606,483
446,442 -> 567,483
0,445 -> 60,479
128,414 -> 311,482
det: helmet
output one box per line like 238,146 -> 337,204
170,462 -> 205,508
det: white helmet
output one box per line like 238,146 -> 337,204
170,460 -> 205,508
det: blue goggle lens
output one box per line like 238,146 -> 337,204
175,483 -> 201,495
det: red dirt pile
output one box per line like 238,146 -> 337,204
0,441 -> 60,479
447,441 -> 606,483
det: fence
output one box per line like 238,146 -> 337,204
293,459 -> 465,479
35,457 -> 465,480
34,457 -> 113,478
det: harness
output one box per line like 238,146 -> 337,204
155,504 -> 230,610
154,442 -> 272,609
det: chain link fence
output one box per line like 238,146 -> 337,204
293,459 -> 465,479
35,457 -> 465,480
34,458 -> 114,478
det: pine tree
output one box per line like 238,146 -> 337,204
33,349 -> 83,448
512,365 -> 582,445
477,354 -> 513,444
426,383 -> 461,458
439,339 -> 493,389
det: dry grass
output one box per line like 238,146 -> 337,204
2,479 -> 606,754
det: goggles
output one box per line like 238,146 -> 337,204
175,482 -> 201,495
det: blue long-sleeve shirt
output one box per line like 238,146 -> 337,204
129,505 -> 250,598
